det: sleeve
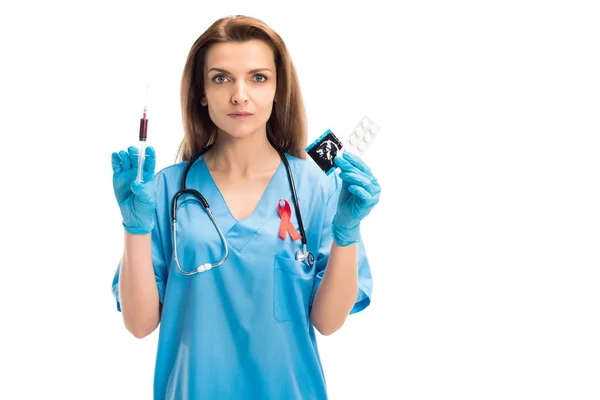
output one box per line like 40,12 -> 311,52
111,174 -> 170,312
309,172 -> 373,315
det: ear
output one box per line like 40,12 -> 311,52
201,97 -> 207,106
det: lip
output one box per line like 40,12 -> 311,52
228,112 -> 254,120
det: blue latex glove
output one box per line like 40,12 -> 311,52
331,152 -> 381,246
111,146 -> 156,235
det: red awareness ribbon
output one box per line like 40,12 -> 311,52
278,199 -> 302,241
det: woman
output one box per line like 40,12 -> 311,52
110,15 -> 381,399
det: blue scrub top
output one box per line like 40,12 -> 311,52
112,153 -> 373,399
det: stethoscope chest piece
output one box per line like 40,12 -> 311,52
306,252 -> 315,267
296,247 -> 315,267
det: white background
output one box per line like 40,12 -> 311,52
1,0 -> 599,399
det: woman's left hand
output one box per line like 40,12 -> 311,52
331,152 -> 381,246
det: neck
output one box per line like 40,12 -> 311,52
205,129 -> 282,177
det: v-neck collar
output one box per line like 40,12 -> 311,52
190,155 -> 294,253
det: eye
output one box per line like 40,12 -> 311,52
253,74 -> 267,83
212,75 -> 229,84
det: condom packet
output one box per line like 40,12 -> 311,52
305,129 -> 344,175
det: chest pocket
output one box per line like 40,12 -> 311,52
273,254 -> 315,325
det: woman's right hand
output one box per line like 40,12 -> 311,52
111,146 -> 157,234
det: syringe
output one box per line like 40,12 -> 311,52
136,84 -> 149,182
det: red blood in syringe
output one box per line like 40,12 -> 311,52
139,106 -> 148,141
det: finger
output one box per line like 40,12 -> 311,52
339,171 -> 373,191
335,153 -> 378,186
369,190 -> 381,205
141,147 -> 156,182
370,178 -> 382,196
144,146 -> 156,174
339,164 -> 377,188
347,184 -> 372,201
131,180 -> 155,205
128,146 -> 139,169
119,150 -> 132,170
333,154 -> 354,172
342,151 -> 374,176
111,152 -> 122,173
349,185 -> 380,206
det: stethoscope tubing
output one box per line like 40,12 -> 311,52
171,143 -> 313,274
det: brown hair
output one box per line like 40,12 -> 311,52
177,15 -> 308,162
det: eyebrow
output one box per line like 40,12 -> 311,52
208,67 -> 272,74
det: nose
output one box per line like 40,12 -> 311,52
231,81 -> 249,104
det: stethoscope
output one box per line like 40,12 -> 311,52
171,143 -> 315,275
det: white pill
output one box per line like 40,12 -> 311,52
344,116 -> 380,158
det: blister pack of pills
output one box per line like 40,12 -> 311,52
342,116 -> 381,158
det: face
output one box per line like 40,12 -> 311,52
201,40 -> 277,139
